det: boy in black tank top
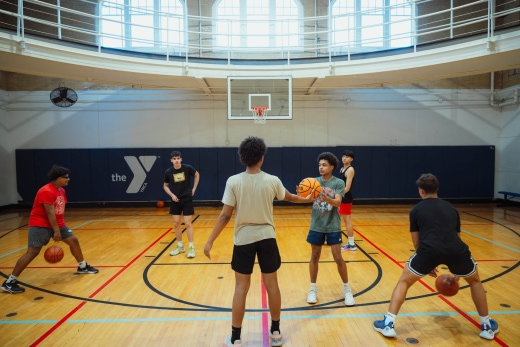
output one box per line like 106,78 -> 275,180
339,150 -> 356,250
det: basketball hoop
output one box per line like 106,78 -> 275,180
251,106 -> 269,124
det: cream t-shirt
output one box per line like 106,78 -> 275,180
222,171 -> 286,245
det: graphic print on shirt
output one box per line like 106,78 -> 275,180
55,195 -> 66,215
313,186 -> 335,214
173,172 -> 186,183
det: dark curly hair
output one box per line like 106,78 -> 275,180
48,165 -> 70,181
238,136 -> 267,167
416,173 -> 439,194
170,150 -> 181,158
318,152 -> 339,169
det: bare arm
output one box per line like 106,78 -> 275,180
320,193 -> 342,208
283,188 -> 315,203
204,204 -> 234,260
44,203 -> 62,241
344,167 -> 355,194
163,182 -> 178,202
192,171 -> 200,196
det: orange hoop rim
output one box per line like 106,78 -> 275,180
251,106 -> 269,116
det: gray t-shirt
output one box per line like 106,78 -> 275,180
309,176 -> 345,233
222,171 -> 286,245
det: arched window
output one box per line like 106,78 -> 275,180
214,0 -> 301,49
331,0 -> 412,53
100,0 -> 185,52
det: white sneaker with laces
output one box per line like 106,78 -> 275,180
169,245 -> 185,256
343,286 -> 355,306
307,287 -> 318,304
187,246 -> 195,258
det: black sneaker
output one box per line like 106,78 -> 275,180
1,280 -> 25,294
76,264 -> 99,274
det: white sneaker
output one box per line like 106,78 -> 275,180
187,246 -> 195,258
169,245 -> 185,256
307,287 -> 318,304
224,335 -> 242,346
343,286 -> 355,306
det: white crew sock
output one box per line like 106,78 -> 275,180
385,312 -> 397,325
348,236 -> 355,245
479,315 -> 491,326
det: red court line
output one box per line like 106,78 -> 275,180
355,229 -> 509,347
30,228 -> 173,347
395,259 -> 519,264
261,275 -> 269,347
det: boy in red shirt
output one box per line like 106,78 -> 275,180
1,165 -> 98,294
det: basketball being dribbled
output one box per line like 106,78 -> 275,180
44,245 -> 64,264
298,177 -> 322,199
157,200 -> 165,208
435,274 -> 459,296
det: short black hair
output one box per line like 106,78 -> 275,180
416,173 -> 439,194
48,165 -> 70,181
170,150 -> 181,158
342,150 -> 355,159
238,136 -> 266,167
318,152 -> 339,169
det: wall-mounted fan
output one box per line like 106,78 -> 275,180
50,83 -> 78,107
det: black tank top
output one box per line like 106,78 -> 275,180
339,166 -> 354,203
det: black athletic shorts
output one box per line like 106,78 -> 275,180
231,238 -> 281,275
169,196 -> 195,216
407,248 -> 477,277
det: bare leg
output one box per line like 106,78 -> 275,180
463,269 -> 489,316
11,247 -> 42,277
262,272 -> 281,321
388,266 -> 421,314
172,215 -> 183,243
342,214 -> 354,239
61,235 -> 85,262
331,244 -> 348,282
232,272 -> 251,328
183,215 -> 194,243
309,245 -> 322,283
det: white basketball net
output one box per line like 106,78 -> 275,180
252,107 -> 269,124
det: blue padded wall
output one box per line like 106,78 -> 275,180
15,146 -> 495,202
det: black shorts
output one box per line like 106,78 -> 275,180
169,196 -> 195,216
407,249 -> 477,277
231,238 -> 281,275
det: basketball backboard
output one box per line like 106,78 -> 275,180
228,76 -> 292,120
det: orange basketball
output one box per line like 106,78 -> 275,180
157,200 -> 165,208
297,177 -> 322,199
44,245 -> 64,264
435,274 -> 459,296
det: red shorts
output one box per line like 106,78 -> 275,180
339,202 -> 352,215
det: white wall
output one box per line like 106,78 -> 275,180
1,87 -> 513,206
497,104 -> 520,194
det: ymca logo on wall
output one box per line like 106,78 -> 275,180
117,156 -> 158,193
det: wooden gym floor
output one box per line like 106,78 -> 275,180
0,204 -> 519,347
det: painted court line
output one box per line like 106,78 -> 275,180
29,228 -> 173,347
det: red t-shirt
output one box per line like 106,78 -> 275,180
29,183 -> 67,228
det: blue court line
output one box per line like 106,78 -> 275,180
72,220 -> 93,229
0,246 -> 27,258
2,311 -> 518,324
462,229 -> 520,253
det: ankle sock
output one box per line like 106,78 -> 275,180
78,260 -> 86,268
271,319 -> 280,334
348,236 -> 355,245
178,242 -> 184,248
6,274 -> 17,283
189,242 -> 194,248
231,326 -> 241,343
479,315 -> 491,326
385,312 -> 396,325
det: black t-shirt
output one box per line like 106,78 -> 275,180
409,198 -> 469,254
164,164 -> 196,199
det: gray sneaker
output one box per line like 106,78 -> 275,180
170,245 -> 185,256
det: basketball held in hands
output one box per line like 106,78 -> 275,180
44,245 -> 65,264
435,274 -> 460,296
297,177 -> 322,199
